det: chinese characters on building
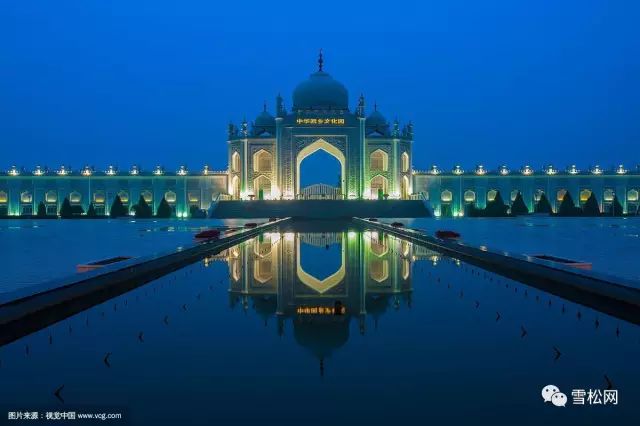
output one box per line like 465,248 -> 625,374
296,118 -> 345,125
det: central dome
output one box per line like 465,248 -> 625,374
293,71 -> 349,110
292,67 -> 349,111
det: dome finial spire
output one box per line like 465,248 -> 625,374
263,100 -> 267,112
318,48 -> 324,72
374,101 -> 378,112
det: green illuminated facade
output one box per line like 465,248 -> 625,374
1,53 -> 639,217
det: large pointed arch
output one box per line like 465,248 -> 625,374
296,233 -> 346,294
295,139 -> 346,196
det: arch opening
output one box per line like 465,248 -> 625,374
296,139 -> 346,198
370,174 -> 389,199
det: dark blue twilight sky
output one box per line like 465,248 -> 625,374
1,1 -> 639,180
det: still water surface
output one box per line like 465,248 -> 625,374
406,216 -> 640,281
0,224 -> 638,425
0,219 -> 251,292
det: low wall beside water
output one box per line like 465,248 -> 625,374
211,200 -> 432,219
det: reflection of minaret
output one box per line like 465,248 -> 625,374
277,317 -> 284,337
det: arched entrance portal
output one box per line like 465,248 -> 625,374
296,139 -> 346,198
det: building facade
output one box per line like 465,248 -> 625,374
414,164 -> 640,217
0,165 -> 227,218
227,51 -> 413,201
1,53 -> 639,217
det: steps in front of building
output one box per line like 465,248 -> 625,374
211,200 -> 431,219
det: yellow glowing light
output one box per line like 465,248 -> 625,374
521,165 -> 534,175
296,118 -> 345,125
296,305 -> 346,315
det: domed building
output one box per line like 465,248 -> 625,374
292,68 -> 349,111
252,103 -> 276,137
227,50 -> 414,200
3,52 -> 638,218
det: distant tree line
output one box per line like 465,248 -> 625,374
461,190 -> 629,217
48,195 -> 208,219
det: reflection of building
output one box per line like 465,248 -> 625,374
2,51 -> 639,216
218,231 -> 413,361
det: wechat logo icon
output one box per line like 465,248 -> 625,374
542,384 -> 567,407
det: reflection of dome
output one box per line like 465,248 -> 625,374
366,294 -> 392,318
293,52 -> 348,110
293,318 -> 349,359
252,295 -> 277,322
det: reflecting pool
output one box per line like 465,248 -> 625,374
1,224 -> 639,425
404,216 -> 640,281
0,218 -> 253,292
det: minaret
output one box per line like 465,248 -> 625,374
276,93 -> 285,118
358,91 -> 366,198
240,117 -> 248,137
318,48 -> 324,72
356,93 -> 365,118
227,121 -> 236,139
241,117 -> 248,197
392,118 -> 400,138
